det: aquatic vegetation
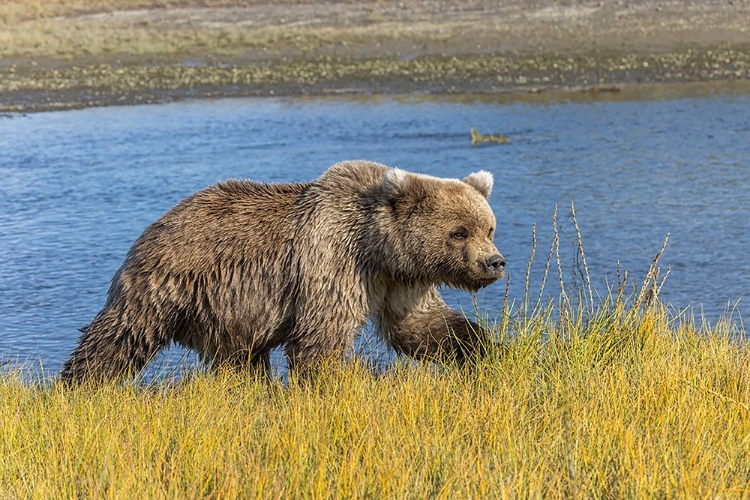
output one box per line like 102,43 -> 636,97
470,127 -> 511,145
2,45 -> 750,112
1,205 -> 747,498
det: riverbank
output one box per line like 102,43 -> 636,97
2,0 -> 750,112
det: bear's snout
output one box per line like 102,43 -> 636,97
483,254 -> 506,277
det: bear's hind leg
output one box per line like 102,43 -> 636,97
59,307 -> 168,384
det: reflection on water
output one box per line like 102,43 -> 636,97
1,82 -> 749,375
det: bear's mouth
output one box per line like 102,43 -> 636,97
445,275 -> 501,292
473,276 -> 502,290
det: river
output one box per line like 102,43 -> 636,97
1,82 -> 748,376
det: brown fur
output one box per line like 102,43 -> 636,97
60,160 -> 505,383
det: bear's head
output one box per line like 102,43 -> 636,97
382,168 -> 505,290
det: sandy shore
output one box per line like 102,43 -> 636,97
1,0 -> 749,112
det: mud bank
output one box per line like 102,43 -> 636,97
1,0 -> 749,112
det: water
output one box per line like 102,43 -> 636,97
1,83 -> 749,376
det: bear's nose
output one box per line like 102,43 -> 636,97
485,254 -> 506,274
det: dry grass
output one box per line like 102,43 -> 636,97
0,0 -> 451,60
0,3 -> 309,59
2,307 -> 748,498
0,0 -> 336,24
1,205 -> 748,498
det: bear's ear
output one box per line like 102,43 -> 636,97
463,171 -> 493,199
383,168 -> 429,208
382,168 -> 409,196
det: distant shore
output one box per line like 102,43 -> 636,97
1,0 -> 749,112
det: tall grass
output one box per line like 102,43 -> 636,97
1,206 -> 748,498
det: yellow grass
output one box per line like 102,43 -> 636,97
1,303 -> 748,498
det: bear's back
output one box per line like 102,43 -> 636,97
123,180 -> 311,275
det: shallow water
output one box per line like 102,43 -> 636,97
1,83 -> 749,375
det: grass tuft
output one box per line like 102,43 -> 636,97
470,127 -> 511,145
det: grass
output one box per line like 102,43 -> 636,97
0,0 -> 324,24
2,307 -> 748,498
0,0 -> 450,60
1,206 -> 749,498
470,127 -> 511,145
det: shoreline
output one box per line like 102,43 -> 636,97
3,45 -> 750,113
2,0 -> 750,112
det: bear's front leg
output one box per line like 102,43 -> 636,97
379,286 -> 489,364
284,331 -> 355,373
210,348 -> 271,379
283,311 -> 364,373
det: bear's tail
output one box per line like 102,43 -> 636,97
59,307 -> 163,385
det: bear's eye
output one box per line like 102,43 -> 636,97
451,228 -> 469,241
488,227 -> 494,238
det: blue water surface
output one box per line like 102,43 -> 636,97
1,84 -> 749,375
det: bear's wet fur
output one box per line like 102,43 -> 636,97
60,160 -> 505,383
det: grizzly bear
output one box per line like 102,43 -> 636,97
60,160 -> 505,383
